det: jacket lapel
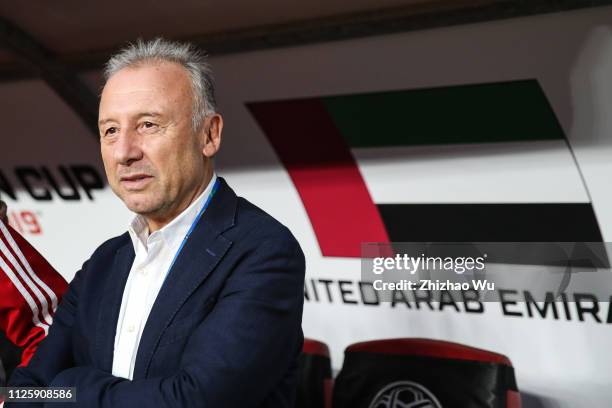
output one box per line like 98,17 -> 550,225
95,239 -> 134,372
132,177 -> 237,379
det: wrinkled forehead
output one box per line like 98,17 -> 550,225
99,61 -> 193,119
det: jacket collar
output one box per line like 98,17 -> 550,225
127,173 -> 219,253
95,177 -> 237,376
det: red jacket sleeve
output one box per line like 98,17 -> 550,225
0,220 -> 68,366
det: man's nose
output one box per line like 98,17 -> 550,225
113,129 -> 143,165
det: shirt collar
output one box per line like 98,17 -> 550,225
128,173 -> 217,252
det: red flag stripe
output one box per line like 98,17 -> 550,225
248,99 -> 390,257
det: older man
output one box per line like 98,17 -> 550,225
6,38 -> 305,407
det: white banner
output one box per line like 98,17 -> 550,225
2,5 -> 612,407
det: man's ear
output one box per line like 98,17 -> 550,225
203,114 -> 223,158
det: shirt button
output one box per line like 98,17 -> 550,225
127,324 -> 135,333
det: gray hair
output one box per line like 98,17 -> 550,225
103,37 -> 217,131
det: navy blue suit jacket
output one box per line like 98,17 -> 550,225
8,177 -> 305,407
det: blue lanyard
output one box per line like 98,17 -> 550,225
165,177 -> 221,278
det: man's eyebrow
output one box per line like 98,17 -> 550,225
98,112 -> 163,126
137,112 -> 163,119
98,118 -> 115,126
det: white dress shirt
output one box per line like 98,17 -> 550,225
112,173 -> 217,380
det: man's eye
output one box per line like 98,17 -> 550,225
143,121 -> 156,129
104,127 -> 117,136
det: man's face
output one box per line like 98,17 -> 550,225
99,61 -> 211,228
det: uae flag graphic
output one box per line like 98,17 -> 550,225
248,79 -> 603,258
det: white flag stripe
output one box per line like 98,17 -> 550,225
0,255 -> 49,335
0,221 -> 59,312
0,224 -> 54,326
353,140 -> 590,204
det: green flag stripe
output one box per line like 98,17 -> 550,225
321,79 -> 564,148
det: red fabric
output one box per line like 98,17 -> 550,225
0,220 -> 68,366
323,379 -> 333,408
303,338 -> 330,358
507,390 -> 522,408
346,338 -> 513,366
